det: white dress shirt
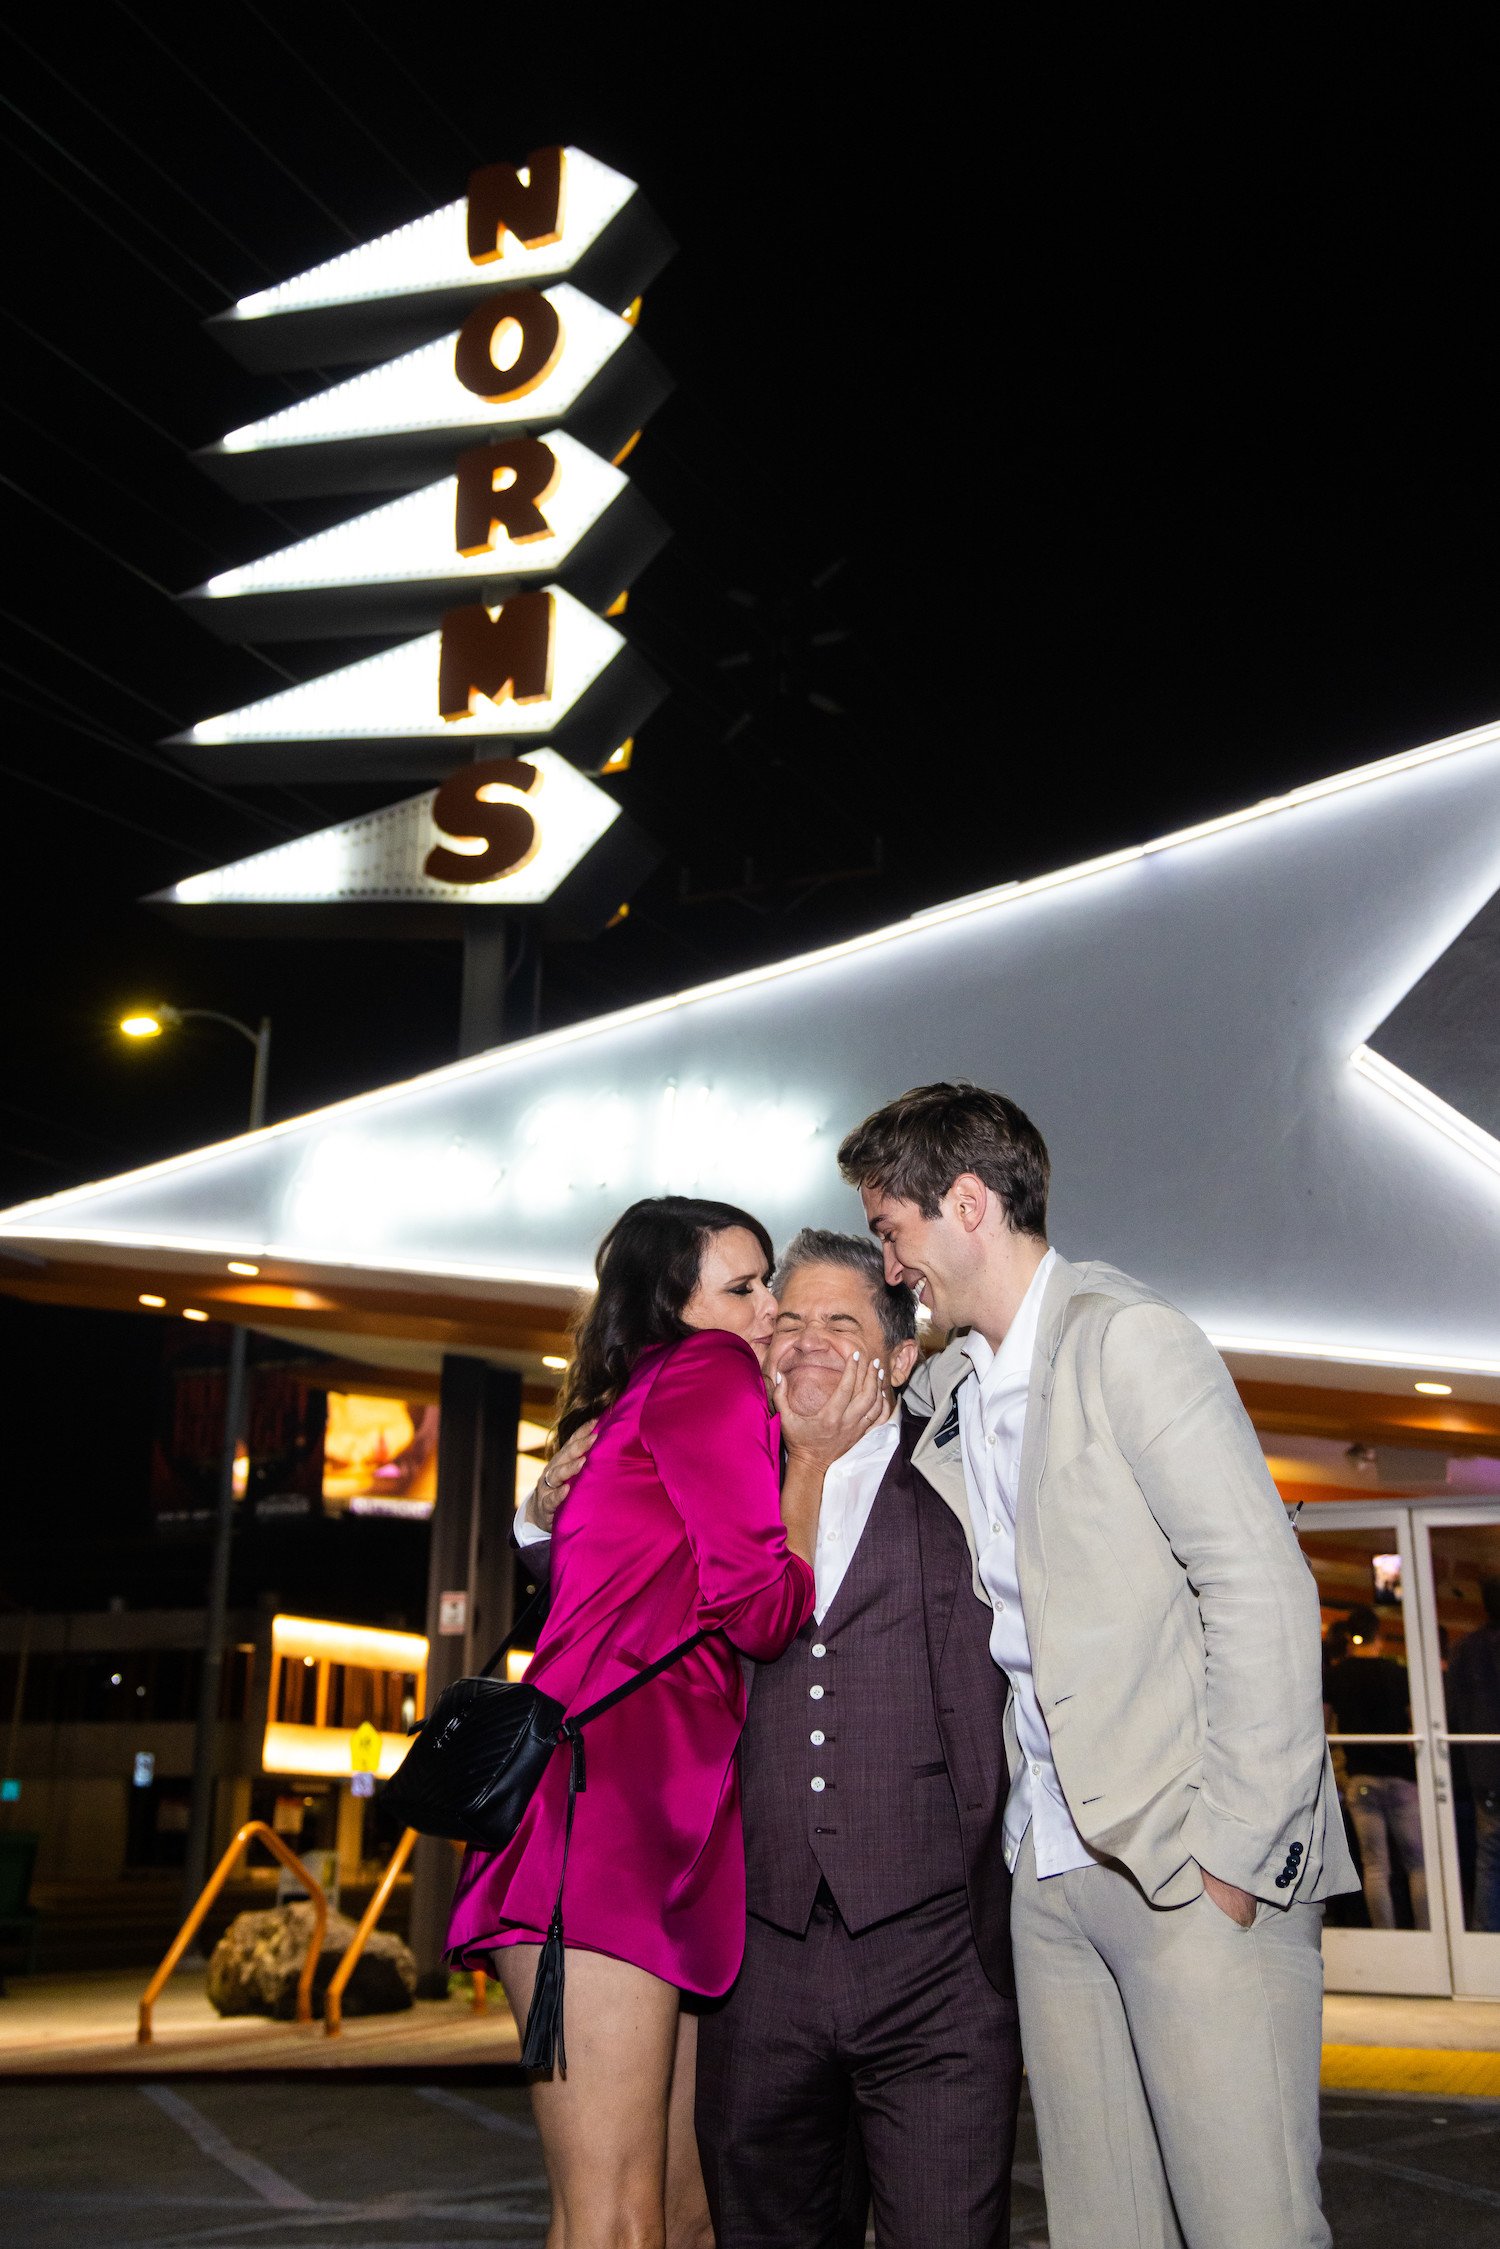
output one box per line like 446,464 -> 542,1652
810,1413 -> 900,1622
957,1247 -> 1093,1879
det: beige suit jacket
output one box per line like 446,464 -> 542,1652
909,1254 -> 1358,1909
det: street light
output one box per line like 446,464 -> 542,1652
120,1003 -> 271,1924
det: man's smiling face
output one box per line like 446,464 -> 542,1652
767,1259 -> 914,1414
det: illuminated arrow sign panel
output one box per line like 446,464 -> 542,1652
198,284 -> 670,499
148,752 -> 657,940
206,147 -> 675,371
180,432 -> 667,640
168,586 -> 665,781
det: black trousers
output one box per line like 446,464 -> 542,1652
695,1886 -> 1020,2249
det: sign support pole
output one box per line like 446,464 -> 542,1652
409,1355 -> 524,1995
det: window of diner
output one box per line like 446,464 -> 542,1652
276,1652 -> 323,1725
326,1661 -> 410,1731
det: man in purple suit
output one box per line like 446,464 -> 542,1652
525,1229 -> 1020,2245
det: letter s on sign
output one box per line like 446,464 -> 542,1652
424,759 -> 543,887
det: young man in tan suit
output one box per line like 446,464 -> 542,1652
840,1082 -> 1358,2249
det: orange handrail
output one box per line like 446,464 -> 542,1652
324,1828 -> 490,2036
324,1824 -> 417,2036
138,1819 -> 328,2045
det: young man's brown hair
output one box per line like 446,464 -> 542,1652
837,1081 -> 1051,1236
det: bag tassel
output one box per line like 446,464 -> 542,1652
520,1726 -> 584,2076
521,1905 -> 567,2071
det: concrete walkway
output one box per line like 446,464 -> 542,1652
2,1968 -> 1498,2095
0,1965 -> 522,2075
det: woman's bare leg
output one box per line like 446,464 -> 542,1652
494,1944 -> 682,2249
664,2009 -> 714,2249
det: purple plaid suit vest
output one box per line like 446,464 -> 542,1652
739,1438 -> 970,1934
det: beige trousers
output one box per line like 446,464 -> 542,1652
1011,1830 -> 1330,2249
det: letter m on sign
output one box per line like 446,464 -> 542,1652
438,592 -> 555,720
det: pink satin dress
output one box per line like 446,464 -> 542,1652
446,1327 -> 815,1996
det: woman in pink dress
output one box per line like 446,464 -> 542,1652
447,1195 -> 816,2247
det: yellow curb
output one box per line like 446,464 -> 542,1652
1321,2043 -> 1500,2099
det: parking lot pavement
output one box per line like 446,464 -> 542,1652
0,2078 -> 1495,2245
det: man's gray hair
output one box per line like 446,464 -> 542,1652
771,1227 -> 918,1351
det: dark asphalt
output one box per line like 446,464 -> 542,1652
1,2078 -> 1496,2245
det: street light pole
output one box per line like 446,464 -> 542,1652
132,1010 -> 272,1926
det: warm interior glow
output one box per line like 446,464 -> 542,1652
1414,1380 -> 1454,1395
542,1354 -> 568,1370
227,1260 -> 260,1276
182,1308 -> 210,1323
261,1721 -> 409,1780
138,1293 -> 166,1309
271,1613 -> 429,1670
120,1014 -> 164,1039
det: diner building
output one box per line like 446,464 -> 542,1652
5,713 -> 1500,2000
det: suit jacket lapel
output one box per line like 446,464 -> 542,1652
907,1421 -> 968,1684
909,1342 -> 979,1582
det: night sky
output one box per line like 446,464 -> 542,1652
3,18 -> 1499,1600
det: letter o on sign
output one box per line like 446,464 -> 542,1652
454,290 -> 563,404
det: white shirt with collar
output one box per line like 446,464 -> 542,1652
957,1245 -> 1094,1879
810,1412 -> 900,1623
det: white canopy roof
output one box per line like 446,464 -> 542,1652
6,716 -> 1500,1388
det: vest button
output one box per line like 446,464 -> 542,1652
810,1776 -> 826,1793
809,1684 -> 825,1700
811,1644 -> 827,1658
810,1729 -> 825,1746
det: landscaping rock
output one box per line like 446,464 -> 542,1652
207,1901 -> 416,2019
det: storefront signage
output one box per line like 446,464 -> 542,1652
163,145 -> 671,931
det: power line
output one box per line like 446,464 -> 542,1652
0,306 -> 186,449
115,1 -> 361,244
0,89 -> 243,302
0,307 -> 299,538
0,609 -> 183,723
0,469 -> 176,600
240,2 -> 441,205
0,398 -> 229,564
337,1 -> 485,164
0,744 -> 202,856
0,132 -> 212,317
0,656 -> 302,838
0,21 -> 284,280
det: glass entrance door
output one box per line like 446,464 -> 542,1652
1297,1500 -> 1500,1997
1298,1506 -> 1450,1995
1414,1509 -> 1500,1999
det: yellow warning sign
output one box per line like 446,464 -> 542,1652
350,1721 -> 382,1774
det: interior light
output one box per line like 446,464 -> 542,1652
119,1014 -> 164,1039
303,1656 -> 316,1668
109,1673 -> 123,1686
182,1308 -> 210,1323
227,1260 -> 260,1276
1414,1380 -> 1454,1396
542,1354 -> 569,1370
138,1293 -> 167,1309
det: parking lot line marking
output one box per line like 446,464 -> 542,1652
139,2085 -> 317,2210
413,2084 -> 538,2141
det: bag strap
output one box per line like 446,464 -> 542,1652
563,1625 -> 717,1737
476,1582 -> 552,1681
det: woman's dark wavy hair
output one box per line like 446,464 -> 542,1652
554,1196 -> 774,1444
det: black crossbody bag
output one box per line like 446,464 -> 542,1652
381,1588 -> 714,2071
